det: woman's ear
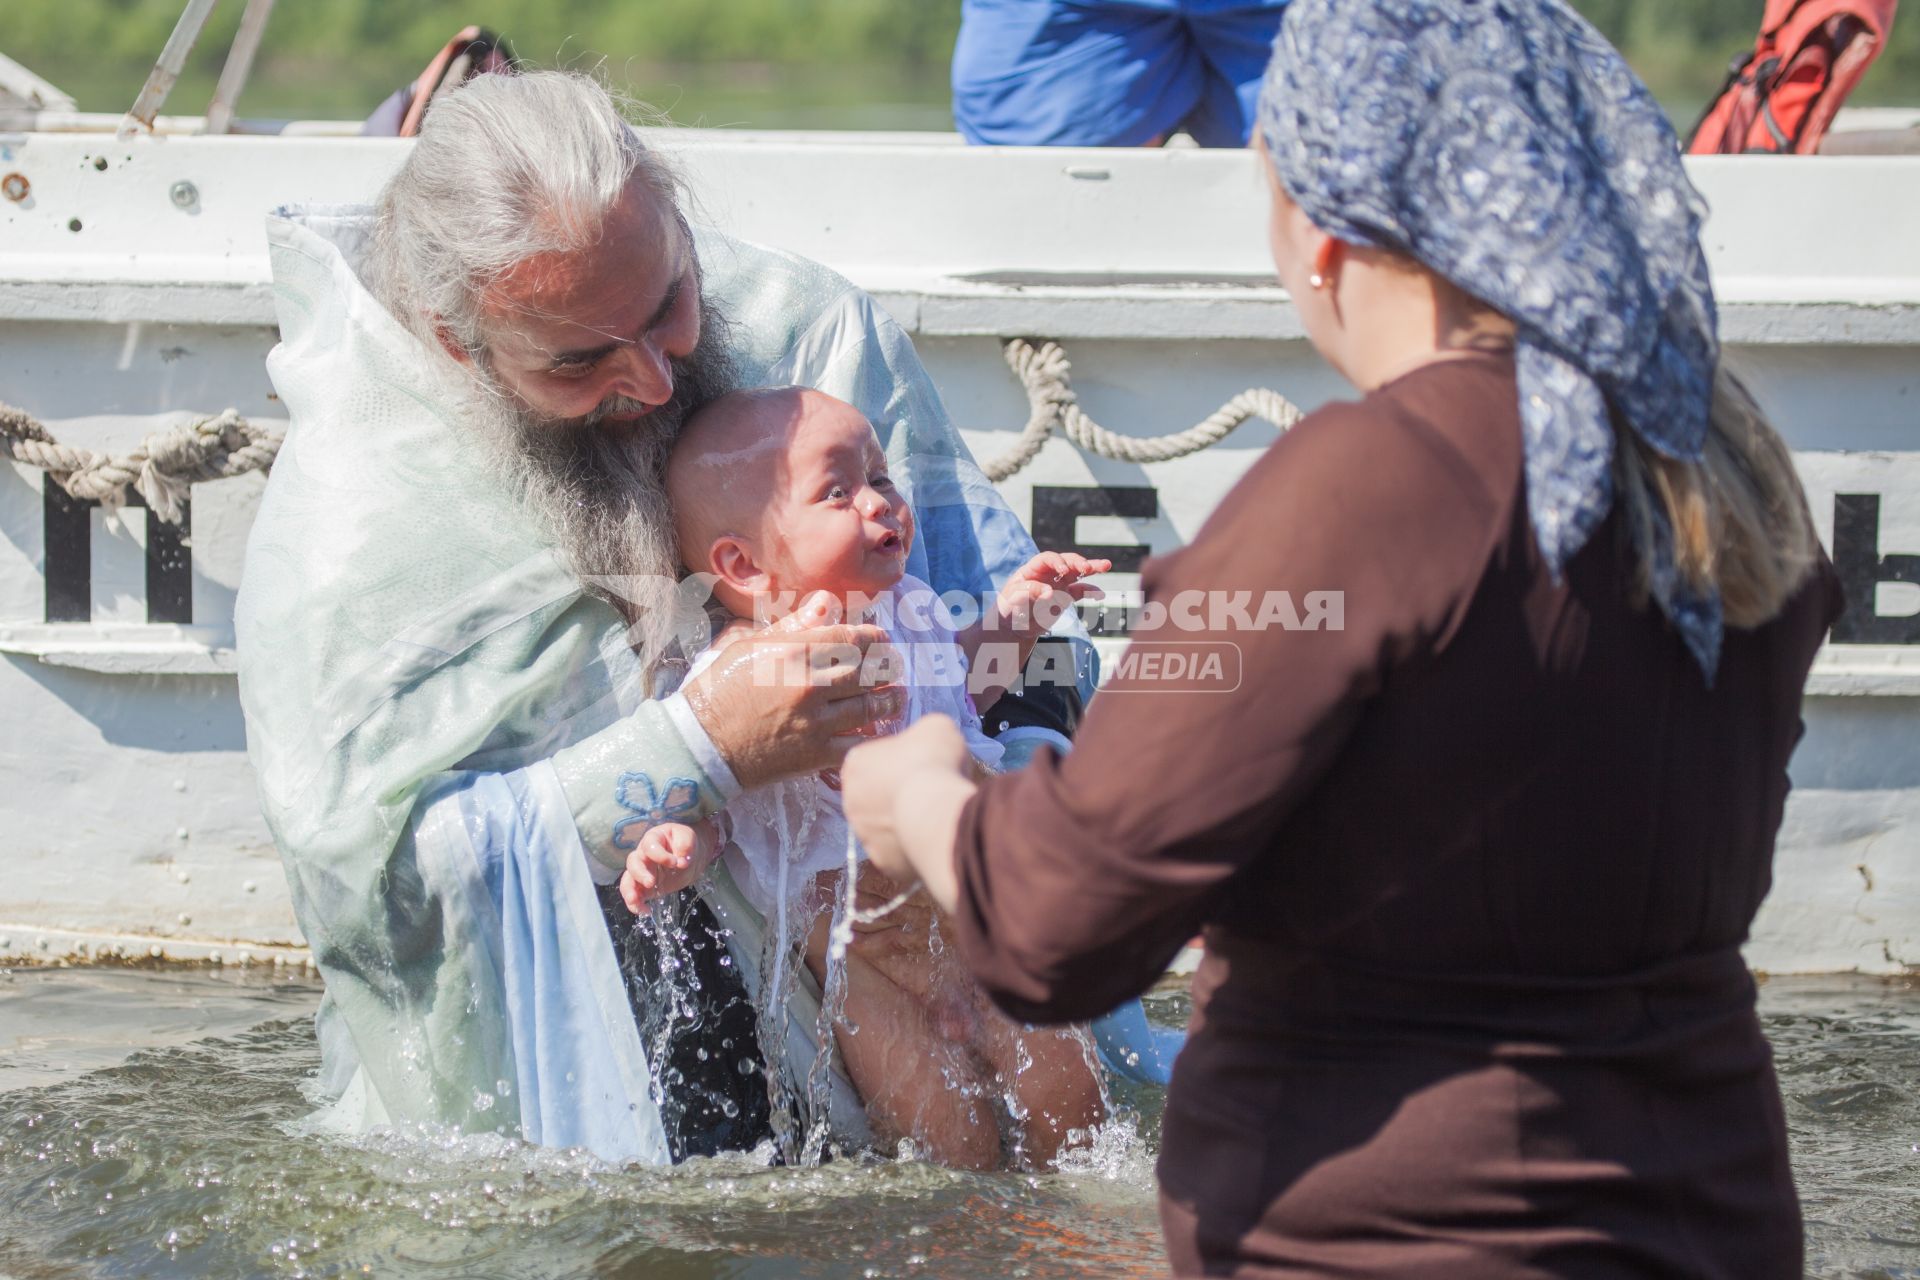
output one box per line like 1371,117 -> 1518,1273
1310,232 -> 1341,289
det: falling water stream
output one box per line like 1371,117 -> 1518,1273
648,615 -> 1118,1175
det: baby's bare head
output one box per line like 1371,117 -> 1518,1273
667,386 -> 807,568
669,386 -> 908,617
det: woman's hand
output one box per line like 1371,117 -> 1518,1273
681,591 -> 903,790
842,715 -> 977,911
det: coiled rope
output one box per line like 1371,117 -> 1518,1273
1,339 -> 1302,517
0,403 -> 282,524
982,338 -> 1306,482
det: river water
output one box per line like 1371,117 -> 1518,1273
0,968 -> 1913,1278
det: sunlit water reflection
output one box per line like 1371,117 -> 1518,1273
0,969 -> 1912,1279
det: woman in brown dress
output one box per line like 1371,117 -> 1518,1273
845,0 -> 1843,1275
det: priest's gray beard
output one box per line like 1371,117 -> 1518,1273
472,300 -> 736,672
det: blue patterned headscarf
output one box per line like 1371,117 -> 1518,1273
1257,0 -> 1724,676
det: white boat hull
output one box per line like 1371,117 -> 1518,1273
1,129 -> 1916,971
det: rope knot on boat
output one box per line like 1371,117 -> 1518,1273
984,338 -> 1307,482
1,340 -> 1299,519
0,403 -> 283,523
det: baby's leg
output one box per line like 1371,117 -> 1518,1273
803,910 -> 1003,1170
970,1001 -> 1109,1170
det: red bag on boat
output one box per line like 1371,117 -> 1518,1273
361,27 -> 517,139
1686,0 -> 1900,154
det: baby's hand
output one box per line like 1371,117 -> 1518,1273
998,552 -> 1111,637
619,820 -> 717,913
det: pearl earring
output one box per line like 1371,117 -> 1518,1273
1309,272 -> 1328,290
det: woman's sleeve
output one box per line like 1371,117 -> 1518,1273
948,401 -> 1505,1022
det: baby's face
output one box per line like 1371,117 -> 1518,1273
760,397 -> 914,604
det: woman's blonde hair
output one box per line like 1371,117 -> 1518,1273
1615,367 -> 1819,628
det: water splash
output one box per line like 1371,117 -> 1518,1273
604,881 -> 764,1159
9,969 -> 1912,1276
635,891 -> 704,1114
755,775 -> 825,1165
828,825 -> 921,968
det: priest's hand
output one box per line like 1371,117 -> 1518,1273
682,590 -> 903,790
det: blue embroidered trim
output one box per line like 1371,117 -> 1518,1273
611,772 -> 702,851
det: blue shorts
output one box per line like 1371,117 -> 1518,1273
952,0 -> 1290,147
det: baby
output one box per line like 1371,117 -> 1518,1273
626,385 -> 1110,1170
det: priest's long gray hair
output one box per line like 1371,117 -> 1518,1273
367,69 -> 677,359
365,70 -> 731,672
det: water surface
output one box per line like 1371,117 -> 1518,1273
0,969 -> 1913,1279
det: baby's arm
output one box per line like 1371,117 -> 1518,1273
958,552 -> 1110,712
618,818 -> 721,913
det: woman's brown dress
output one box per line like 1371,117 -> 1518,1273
950,353 -> 1841,1277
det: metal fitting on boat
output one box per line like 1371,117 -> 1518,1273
0,173 -> 27,203
169,180 -> 198,209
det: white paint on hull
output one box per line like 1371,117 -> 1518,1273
1,130 -> 1916,973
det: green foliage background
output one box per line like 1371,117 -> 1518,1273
8,0 -> 1918,129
